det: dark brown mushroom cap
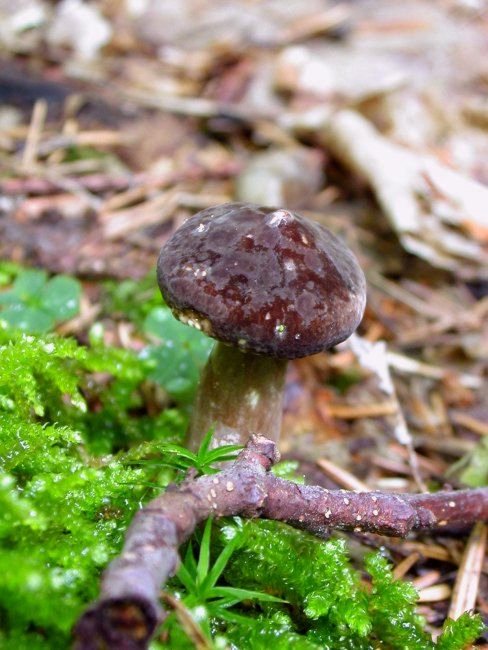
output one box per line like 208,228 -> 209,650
157,203 -> 366,359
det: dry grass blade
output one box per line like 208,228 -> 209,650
448,522 -> 487,620
412,570 -> 442,591
56,296 -> 100,335
316,457 -> 370,492
326,400 -> 398,419
161,593 -> 212,650
387,351 -> 483,390
393,552 -> 420,579
450,413 -> 488,438
349,335 -> 427,492
397,541 -> 452,563
101,189 -> 180,240
278,5 -> 351,43
37,130 -> 127,157
21,99 -> 47,171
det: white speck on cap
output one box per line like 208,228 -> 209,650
268,209 -> 292,227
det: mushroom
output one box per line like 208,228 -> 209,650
157,202 -> 366,450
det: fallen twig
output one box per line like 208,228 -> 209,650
0,159 -> 240,197
73,435 -> 488,650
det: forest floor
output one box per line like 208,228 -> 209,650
0,0 -> 487,647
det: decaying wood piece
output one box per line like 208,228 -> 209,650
73,435 -> 488,650
319,110 -> 488,278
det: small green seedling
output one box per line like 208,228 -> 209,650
132,428 -> 242,478
167,518 -> 284,643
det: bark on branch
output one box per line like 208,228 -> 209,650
73,435 -> 488,650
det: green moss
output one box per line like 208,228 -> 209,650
0,277 -> 192,646
159,519 -> 484,649
437,614 -> 486,650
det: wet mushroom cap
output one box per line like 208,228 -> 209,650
157,203 -> 366,359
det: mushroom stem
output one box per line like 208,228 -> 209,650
188,342 -> 287,449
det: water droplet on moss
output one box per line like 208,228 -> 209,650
26,572 -> 42,590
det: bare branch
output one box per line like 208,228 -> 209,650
73,435 -> 488,650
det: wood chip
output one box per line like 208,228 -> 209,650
417,583 -> 452,603
399,542 -> 452,563
412,570 -> 442,591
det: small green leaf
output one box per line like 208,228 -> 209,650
0,306 -> 54,333
12,269 -> 48,299
176,560 -> 196,594
0,261 -> 20,286
201,533 -> 240,592
272,460 -> 304,483
197,427 -> 215,459
196,518 -> 213,588
183,540 -> 199,578
0,271 -> 81,333
209,586 -> 285,604
450,438 -> 488,488
143,307 -> 213,403
159,445 -> 198,461
40,276 -> 81,322
0,290 -> 19,305
200,445 -> 241,465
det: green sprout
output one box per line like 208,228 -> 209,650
130,428 -> 242,478
163,518 -> 284,646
